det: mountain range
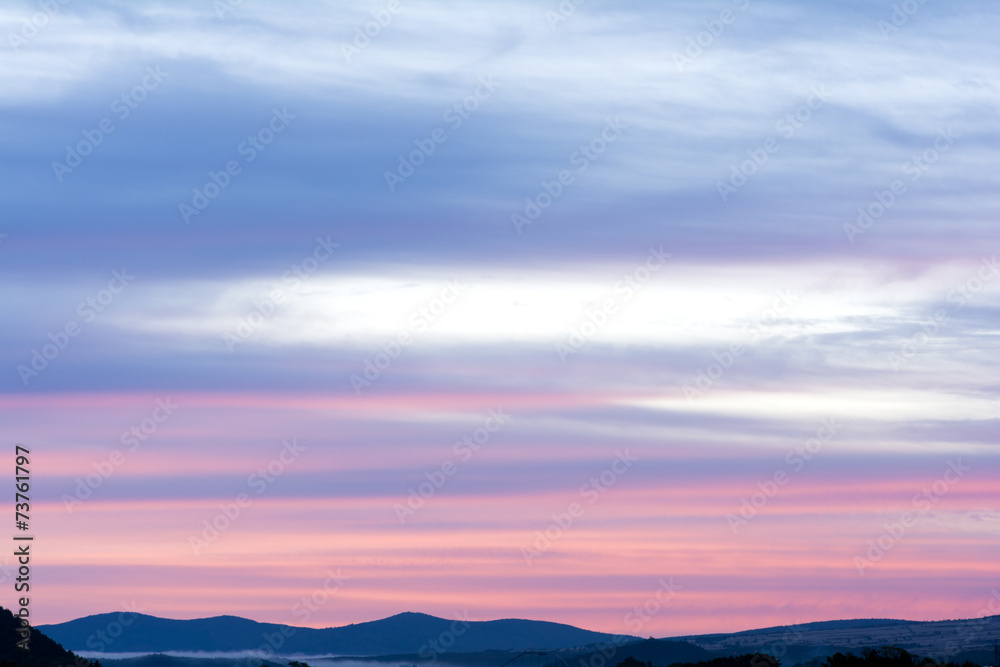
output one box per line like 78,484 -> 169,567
38,611 -> 628,655
35,610 -> 1000,667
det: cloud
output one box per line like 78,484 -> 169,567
3,0 -> 999,636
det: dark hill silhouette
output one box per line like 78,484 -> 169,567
0,606 -> 92,667
666,615 -> 1000,666
38,611 -> 1000,667
570,638 -> 715,667
658,654 -> 778,667
87,656 -> 284,667
38,612 -> 630,655
823,647 -> 980,667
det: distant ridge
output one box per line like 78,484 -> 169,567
38,610 -> 1000,666
671,618 -> 913,641
666,614 -> 1000,667
38,611 -> 631,655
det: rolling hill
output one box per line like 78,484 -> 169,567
669,615 -> 1000,665
38,612 -> 631,655
37,610 -> 1000,667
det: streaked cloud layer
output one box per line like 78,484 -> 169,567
1,0 -> 998,638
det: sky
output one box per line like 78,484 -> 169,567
1,0 -> 999,640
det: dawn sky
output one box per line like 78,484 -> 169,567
1,0 -> 998,637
